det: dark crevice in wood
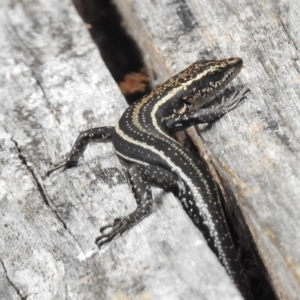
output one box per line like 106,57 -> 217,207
0,258 -> 27,300
72,0 -> 151,104
10,138 -> 85,254
219,181 -> 277,300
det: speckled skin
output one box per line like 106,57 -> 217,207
47,58 -> 252,299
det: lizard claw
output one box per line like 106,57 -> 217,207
44,163 -> 66,177
95,217 -> 128,248
95,209 -> 149,249
43,160 -> 78,178
221,88 -> 250,113
99,217 -> 121,233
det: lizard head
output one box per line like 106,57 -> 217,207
173,57 -> 243,107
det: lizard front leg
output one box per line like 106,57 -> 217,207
164,89 -> 250,132
46,126 -> 115,176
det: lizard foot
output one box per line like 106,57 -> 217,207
95,209 -> 149,248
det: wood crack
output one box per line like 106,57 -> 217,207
10,137 -> 85,255
0,258 -> 27,300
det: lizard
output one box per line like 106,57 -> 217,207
46,57 -> 252,299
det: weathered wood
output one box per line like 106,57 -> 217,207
114,1 -> 300,299
0,0 -> 243,299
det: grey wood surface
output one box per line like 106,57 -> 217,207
0,0 -> 244,299
114,1 -> 300,299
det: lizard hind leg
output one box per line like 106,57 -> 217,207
95,164 -> 185,248
95,164 -> 153,248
